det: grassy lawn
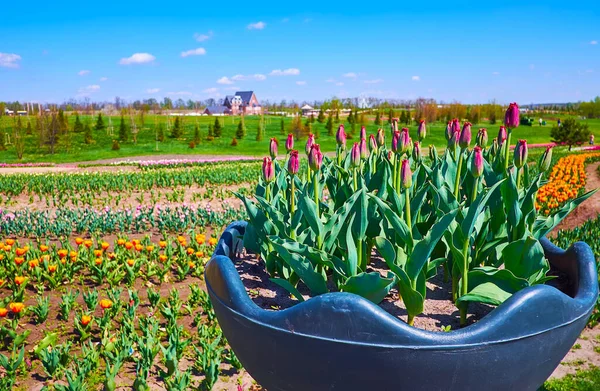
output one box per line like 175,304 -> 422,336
0,114 -> 599,163
541,366 -> 600,391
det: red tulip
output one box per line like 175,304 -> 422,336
286,133 -> 294,152
308,144 -> 323,171
505,102 -> 520,128
514,139 -> 528,168
470,146 -> 484,178
269,138 -> 278,160
459,122 -> 472,149
498,126 -> 507,144
336,125 -> 347,148
351,143 -> 361,167
262,157 -> 274,182
288,150 -> 299,175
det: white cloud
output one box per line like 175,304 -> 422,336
411,75 -> 420,81
217,76 -> 234,85
248,21 -> 266,30
203,87 -> 218,94
194,31 -> 213,42
224,86 -> 238,91
146,88 -> 160,94
270,68 -> 300,76
0,53 -> 21,68
492,71 -> 500,75
296,81 -> 307,85
231,74 -> 266,81
325,78 -> 336,83
99,77 -> 108,81
364,79 -> 383,84
590,40 -> 598,45
119,53 -> 156,65
77,84 -> 100,97
335,82 -> 344,86
181,48 -> 207,58
167,91 -> 193,96
343,72 -> 357,79
78,70 -> 90,76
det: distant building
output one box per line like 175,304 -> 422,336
16,111 -> 27,116
301,104 -> 314,116
4,108 -> 14,116
206,91 -> 262,116
203,105 -> 232,116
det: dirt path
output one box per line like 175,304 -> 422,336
554,161 -> 600,232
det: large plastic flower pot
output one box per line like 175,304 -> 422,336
205,221 -> 598,391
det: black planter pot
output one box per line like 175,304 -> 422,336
205,221 -> 598,391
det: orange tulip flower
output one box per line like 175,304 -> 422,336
9,302 -> 24,314
99,299 -> 113,310
14,276 -> 26,285
81,315 -> 92,326
0,308 -> 8,317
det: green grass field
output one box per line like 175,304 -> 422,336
0,114 -> 599,163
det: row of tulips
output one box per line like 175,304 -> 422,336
240,102 -> 595,326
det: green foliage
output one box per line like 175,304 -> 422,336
112,140 -> 120,150
193,124 -> 201,143
213,117 -> 222,138
551,118 -> 591,150
73,115 -> 83,133
94,113 -> 105,131
157,123 -> 165,142
236,118 -> 245,139
325,114 -> 334,136
317,109 -> 325,123
118,115 -> 128,142
374,111 -> 382,125
541,366 -> 600,391
170,117 -> 183,138
84,123 -> 93,145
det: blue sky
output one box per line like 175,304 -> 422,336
1,1 -> 598,104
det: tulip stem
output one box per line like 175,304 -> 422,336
454,149 -> 464,200
407,314 -> 415,326
504,129 -> 512,172
290,177 -> 296,240
405,189 -> 412,232
471,176 -> 479,204
516,167 -> 523,189
313,171 -> 322,249
392,154 -> 398,191
353,168 -> 359,192
265,184 -> 271,203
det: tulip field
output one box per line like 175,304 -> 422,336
0,105 -> 599,390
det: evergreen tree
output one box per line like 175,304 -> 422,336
193,125 -> 201,143
335,110 -> 340,122
551,118 -> 590,151
57,109 -> 68,134
26,121 -> 33,135
157,124 -> 165,142
388,109 -> 395,124
400,110 -> 407,124
256,123 -> 263,141
84,123 -> 93,144
374,111 -> 382,125
236,120 -> 245,139
94,113 -> 105,131
74,115 -> 83,133
347,110 -> 355,125
404,111 -> 411,125
326,114 -> 334,136
171,117 -> 182,138
280,118 -> 285,134
213,117 -> 222,137
119,115 -> 128,142
317,109 -> 325,123
208,124 -> 214,138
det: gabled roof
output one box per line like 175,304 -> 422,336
301,104 -> 314,110
204,105 -> 231,114
235,91 -> 256,105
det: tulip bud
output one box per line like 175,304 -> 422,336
308,144 -> 323,171
392,118 -> 399,133
359,138 -> 368,159
504,102 -> 520,128
451,118 -> 461,133
417,120 -> 427,141
412,141 -> 422,162
490,138 -> 499,157
351,142 -> 361,167
286,133 -> 294,152
288,150 -> 299,175
387,150 -> 393,160
498,126 -> 507,144
305,133 -> 315,155
369,134 -> 378,154
399,128 -> 411,154
376,128 -> 385,147
445,122 -> 453,142
539,146 -> 553,172
336,125 -> 347,148
392,130 -> 400,153
476,128 -> 488,148
269,138 -> 278,160
459,122 -> 472,149
400,159 -> 412,189
514,139 -> 528,168
360,126 -> 367,141
429,145 -> 438,161
470,146 -> 484,178
262,157 -> 274,182
449,130 -> 459,153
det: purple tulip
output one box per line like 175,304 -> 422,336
351,142 -> 361,167
451,118 -> 461,133
505,102 -> 520,128
288,150 -> 299,175
305,133 -> 315,155
308,144 -> 323,171
336,125 -> 347,148
412,141 -> 422,162
376,128 -> 385,147
449,130 -> 460,152
262,157 -> 274,182
359,138 -> 368,159
514,139 -> 528,168
399,128 -> 411,154
269,138 -> 278,160
476,128 -> 488,148
470,146 -> 484,178
286,133 -> 294,152
445,121 -> 453,142
497,126 -> 507,144
417,120 -> 427,141
360,125 -> 367,140
459,122 -> 472,149
539,145 -> 553,172
400,159 -> 412,189
369,134 -> 378,154
392,130 -> 400,153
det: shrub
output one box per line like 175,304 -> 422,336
188,141 -> 196,149
111,140 -> 120,150
231,138 -> 238,146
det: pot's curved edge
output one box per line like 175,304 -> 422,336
206,221 -> 598,348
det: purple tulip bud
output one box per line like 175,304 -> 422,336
286,133 -> 294,152
497,126 -> 507,144
459,122 -> 472,149
445,121 -> 453,142
262,157 -> 275,182
451,118 -> 461,133
399,128 -> 411,154
476,128 -> 488,148
470,146 -> 484,178
369,134 -> 378,154
400,159 -> 412,189
392,130 -> 400,153
360,125 -> 367,140
490,138 -> 499,156
376,128 -> 385,147
269,138 -> 278,160
412,141 -> 422,162
539,145 -> 553,172
305,133 -> 315,155
359,138 -> 368,159
417,120 -> 427,141
351,142 -> 361,167
449,130 -> 460,153
336,125 -> 347,148
504,102 -> 520,128
429,145 -> 438,161
308,143 -> 323,171
514,139 -> 528,168
288,150 -> 299,175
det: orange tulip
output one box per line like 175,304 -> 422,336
127,259 -> 135,267
6,239 -> 15,246
58,249 -> 68,259
15,247 -> 26,256
29,259 -> 39,269
188,261 -> 195,269
14,276 -> 26,285
95,259 -> 102,266
81,315 -> 92,326
159,254 -> 168,262
0,308 -> 8,317
94,249 -> 103,258
159,241 -> 167,249
99,299 -> 113,309
9,302 -> 24,314
146,245 -> 154,252
75,237 -> 84,245
135,244 -> 143,252
40,245 -> 49,252
208,237 -> 218,246
195,251 -> 204,258
14,257 -> 24,265
186,247 -> 194,255
195,234 -> 206,244
125,242 -> 133,250
84,240 -> 93,249
101,242 -> 110,251
48,264 -> 58,273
